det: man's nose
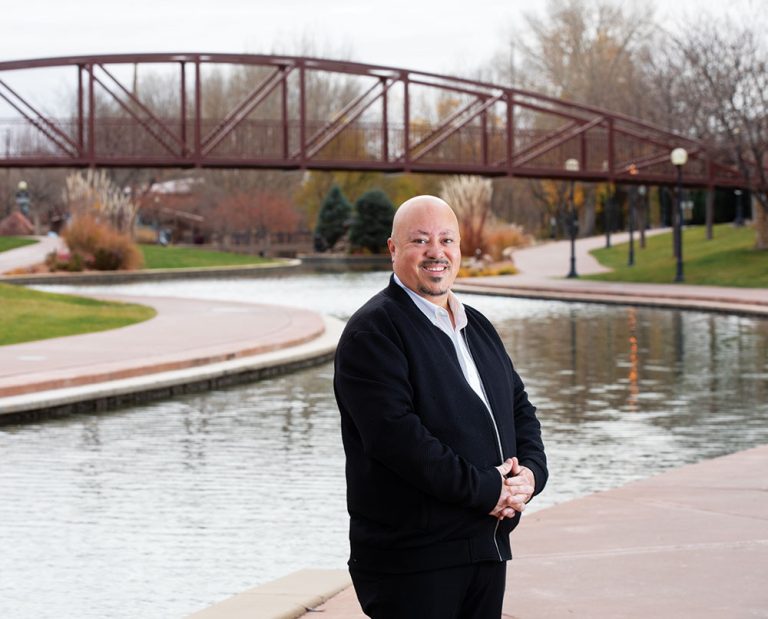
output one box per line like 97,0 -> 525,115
424,240 -> 444,258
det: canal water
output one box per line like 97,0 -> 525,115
2,272 -> 767,619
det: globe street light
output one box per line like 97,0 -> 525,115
15,180 -> 30,217
565,158 -> 580,278
670,147 -> 688,283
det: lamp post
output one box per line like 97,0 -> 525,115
638,185 -> 647,249
15,180 -> 30,217
565,158 -> 579,278
628,187 -> 635,266
734,189 -> 744,227
670,147 -> 688,283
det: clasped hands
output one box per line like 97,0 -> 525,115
489,457 -> 535,520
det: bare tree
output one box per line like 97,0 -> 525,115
656,17 -> 768,249
484,0 -> 659,237
513,0 -> 657,114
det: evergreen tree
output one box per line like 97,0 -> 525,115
349,189 -> 395,253
315,185 -> 352,251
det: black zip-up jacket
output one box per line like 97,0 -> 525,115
334,277 -> 547,573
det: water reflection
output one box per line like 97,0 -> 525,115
627,307 -> 639,411
1,273 -> 767,619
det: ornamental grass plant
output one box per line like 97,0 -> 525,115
57,215 -> 143,271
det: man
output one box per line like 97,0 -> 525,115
334,195 -> 547,618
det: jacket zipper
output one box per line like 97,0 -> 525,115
462,330 -> 504,561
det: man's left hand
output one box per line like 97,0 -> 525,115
504,457 -> 535,507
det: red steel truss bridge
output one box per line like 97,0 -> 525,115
0,53 -> 752,188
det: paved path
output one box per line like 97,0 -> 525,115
306,445 -> 768,619
0,235 -> 64,274
454,230 -> 768,317
0,294 -> 340,418
510,230 -> 642,279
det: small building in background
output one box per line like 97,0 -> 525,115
0,211 -> 34,236
136,178 -> 208,245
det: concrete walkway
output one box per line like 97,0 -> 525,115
0,293 -> 342,419
305,444 -> 768,619
0,235 -> 64,274
454,230 -> 768,317
0,238 -> 336,419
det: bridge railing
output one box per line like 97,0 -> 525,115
0,53 -> 754,189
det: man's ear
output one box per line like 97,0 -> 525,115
387,237 -> 396,262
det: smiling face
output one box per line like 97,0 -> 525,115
387,196 -> 461,308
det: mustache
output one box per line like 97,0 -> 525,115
420,260 -> 450,267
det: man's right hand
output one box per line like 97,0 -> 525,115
489,458 -> 533,520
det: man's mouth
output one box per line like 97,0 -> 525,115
421,261 -> 449,273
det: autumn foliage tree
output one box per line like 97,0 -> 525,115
214,190 -> 300,249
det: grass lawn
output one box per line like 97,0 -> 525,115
588,224 -> 768,288
0,236 -> 37,253
140,244 -> 274,269
0,283 -> 156,346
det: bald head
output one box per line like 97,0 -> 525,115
387,195 -> 461,307
391,195 -> 459,241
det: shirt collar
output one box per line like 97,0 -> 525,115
393,273 -> 468,330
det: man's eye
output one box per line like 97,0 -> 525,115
414,239 -> 427,244
443,238 -> 454,244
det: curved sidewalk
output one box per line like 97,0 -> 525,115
454,231 -> 768,317
0,235 -> 64,274
0,294 -> 343,421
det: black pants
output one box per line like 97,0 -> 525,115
350,561 -> 507,619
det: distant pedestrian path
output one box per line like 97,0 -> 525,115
0,235 -> 63,274
512,229 -> 668,280
455,230 -> 768,318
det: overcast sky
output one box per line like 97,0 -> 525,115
0,0 -> 747,77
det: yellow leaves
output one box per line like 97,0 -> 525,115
540,178 -> 586,209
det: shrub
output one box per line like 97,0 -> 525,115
63,216 -> 143,271
440,176 -> 493,254
349,189 -> 395,254
64,169 -> 138,233
484,224 -> 533,261
457,264 -> 518,278
46,250 -> 85,272
315,185 -> 352,251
